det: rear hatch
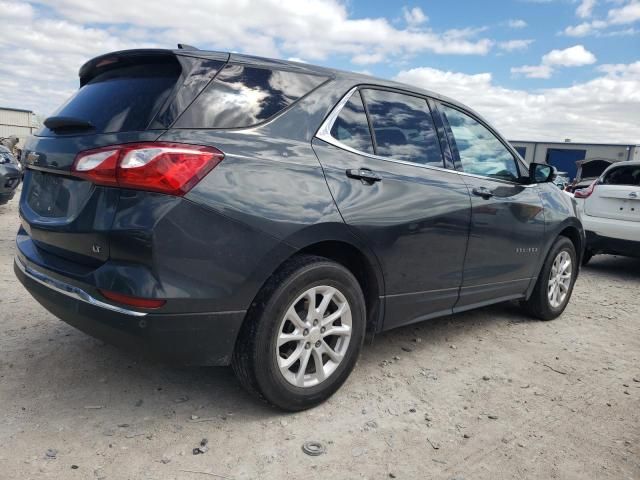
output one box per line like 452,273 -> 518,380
20,49 -> 228,267
584,163 -> 640,222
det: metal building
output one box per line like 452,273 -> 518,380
0,107 -> 38,149
509,140 -> 639,181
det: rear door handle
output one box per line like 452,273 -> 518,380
472,186 -> 494,199
346,168 -> 382,184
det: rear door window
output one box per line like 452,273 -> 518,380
329,91 -> 374,154
50,60 -> 182,134
175,64 -> 327,129
360,89 -> 443,167
439,103 -> 520,182
602,165 -> 640,186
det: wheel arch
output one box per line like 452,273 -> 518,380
525,218 -> 585,300
241,223 -> 385,335
296,239 -> 384,333
558,223 -> 584,263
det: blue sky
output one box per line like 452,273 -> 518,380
344,0 -> 637,88
0,0 -> 638,142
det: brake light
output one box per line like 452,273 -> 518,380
574,180 -> 597,199
72,142 -> 224,196
99,289 -> 166,309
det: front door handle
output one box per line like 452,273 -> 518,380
346,168 -> 382,184
629,192 -> 638,198
472,186 -> 494,199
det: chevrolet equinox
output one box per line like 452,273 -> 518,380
15,47 -> 584,411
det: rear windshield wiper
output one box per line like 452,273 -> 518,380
44,116 -> 95,133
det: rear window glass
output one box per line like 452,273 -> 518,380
51,61 -> 181,134
175,64 -> 327,129
330,91 -> 374,154
602,165 -> 640,186
581,160 -> 612,179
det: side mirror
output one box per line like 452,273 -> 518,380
529,162 -> 557,184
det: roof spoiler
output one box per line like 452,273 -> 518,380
78,49 -> 179,86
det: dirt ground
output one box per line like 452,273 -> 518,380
0,191 -> 638,480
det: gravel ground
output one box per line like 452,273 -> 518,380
1,191 -> 639,480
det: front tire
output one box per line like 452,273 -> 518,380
232,255 -> 366,411
521,236 -> 577,321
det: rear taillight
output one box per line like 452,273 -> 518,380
574,180 -> 597,199
72,142 -> 224,196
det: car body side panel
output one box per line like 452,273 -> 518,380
454,179 -> 546,308
525,183 -> 585,297
157,82 -> 386,314
312,137 -> 471,330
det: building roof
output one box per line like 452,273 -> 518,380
509,140 -> 638,148
0,106 -> 34,114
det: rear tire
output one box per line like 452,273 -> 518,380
521,236 -> 577,321
232,254 -> 366,411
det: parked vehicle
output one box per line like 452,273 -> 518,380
0,145 -> 22,205
14,48 -> 584,410
553,171 -> 570,190
575,161 -> 640,264
567,158 -> 613,192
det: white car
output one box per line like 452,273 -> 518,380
574,161 -> 640,264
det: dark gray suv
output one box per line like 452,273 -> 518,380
15,47 -> 584,410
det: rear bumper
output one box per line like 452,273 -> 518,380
581,212 -> 640,243
585,231 -> 640,258
15,256 -> 245,366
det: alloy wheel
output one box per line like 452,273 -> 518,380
276,285 -> 352,388
548,250 -> 572,308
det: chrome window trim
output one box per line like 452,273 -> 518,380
315,87 -> 457,175
454,170 -> 538,187
315,86 -> 538,187
15,256 -> 148,317
434,100 -> 534,186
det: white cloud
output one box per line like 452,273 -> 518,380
511,64 -> 554,78
30,0 -> 492,59
564,21 -> 600,36
394,62 -> 640,143
576,0 -> 597,18
511,44 -> 596,78
607,0 -> 640,23
507,19 -> 528,28
351,52 -> 385,65
0,0 -> 496,115
403,6 -> 428,27
542,44 -> 597,66
564,0 -> 640,36
498,39 -> 534,51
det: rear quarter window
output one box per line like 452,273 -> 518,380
174,64 -> 327,129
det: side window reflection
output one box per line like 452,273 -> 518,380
330,91 -> 374,154
361,89 -> 443,167
440,104 -> 519,182
176,64 -> 326,129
